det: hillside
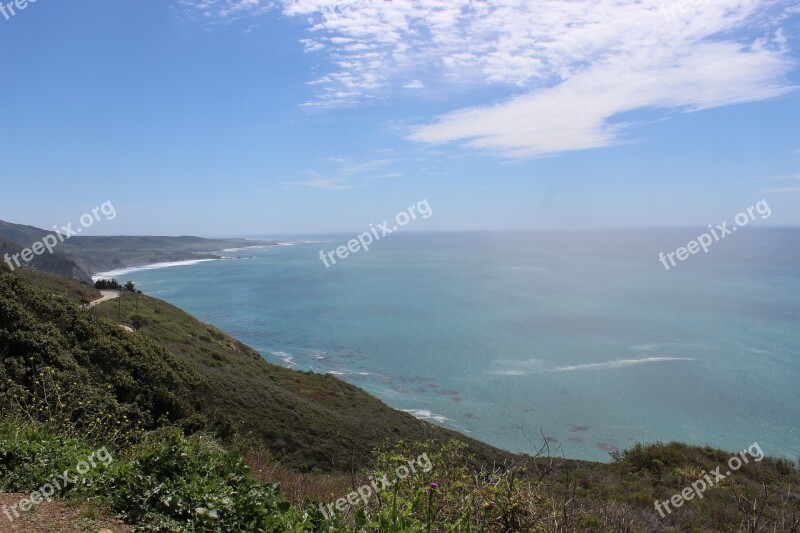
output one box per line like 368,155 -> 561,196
0,266 -> 209,442
1,267 -> 518,472
0,235 -> 94,284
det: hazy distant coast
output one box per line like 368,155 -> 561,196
92,243 -> 278,280
0,218 -> 277,283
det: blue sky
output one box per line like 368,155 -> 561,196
0,0 -> 798,236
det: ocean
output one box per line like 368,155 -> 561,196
97,229 -> 800,462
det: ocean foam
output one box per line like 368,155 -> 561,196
495,356 -> 695,376
402,409 -> 452,424
549,357 -> 695,372
92,259 -> 219,280
270,351 -> 297,367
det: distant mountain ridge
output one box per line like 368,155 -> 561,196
0,219 -> 274,282
0,232 -> 95,283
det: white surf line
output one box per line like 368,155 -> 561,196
402,409 -> 453,425
549,357 -> 695,372
92,259 -> 219,280
493,356 -> 696,376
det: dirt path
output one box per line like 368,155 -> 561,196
86,291 -> 134,332
0,493 -> 131,533
86,291 -> 120,309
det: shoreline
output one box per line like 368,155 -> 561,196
92,259 -> 221,281
92,244 -> 280,280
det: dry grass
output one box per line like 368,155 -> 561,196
243,448 -> 363,506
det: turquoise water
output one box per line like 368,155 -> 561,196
102,230 -> 800,462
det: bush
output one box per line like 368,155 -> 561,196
99,429 -> 312,532
0,417 -> 98,494
324,439 -> 549,532
0,417 -> 316,532
131,314 -> 151,330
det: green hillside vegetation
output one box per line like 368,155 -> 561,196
0,266 -> 208,445
14,268 -> 101,304
2,265 -> 799,532
2,266 -> 516,472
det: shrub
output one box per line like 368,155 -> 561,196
0,417 -> 97,494
323,439 -> 550,532
98,429 -> 311,532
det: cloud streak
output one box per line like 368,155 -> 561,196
179,0 -> 272,21
286,155 -> 402,190
183,0 -> 798,156
764,186 -> 800,193
760,173 -> 800,193
287,0 -> 796,155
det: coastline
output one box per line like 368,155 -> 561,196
92,259 -> 221,281
92,244 -> 277,280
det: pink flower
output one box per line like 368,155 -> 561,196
485,501 -> 496,510
429,482 -> 439,489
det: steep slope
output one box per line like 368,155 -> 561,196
88,276 -> 520,472
0,267 -> 208,444
4,267 -> 518,472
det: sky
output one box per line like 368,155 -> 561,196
0,0 -> 799,236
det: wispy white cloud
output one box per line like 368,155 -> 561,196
326,157 -> 396,174
286,174 -> 356,190
764,186 -> 800,193
760,173 -> 800,192
366,172 -> 402,180
288,155 -> 402,190
285,0 -> 796,155
183,0 -> 798,156
411,39 -> 794,157
179,0 -> 272,21
758,173 -> 800,181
